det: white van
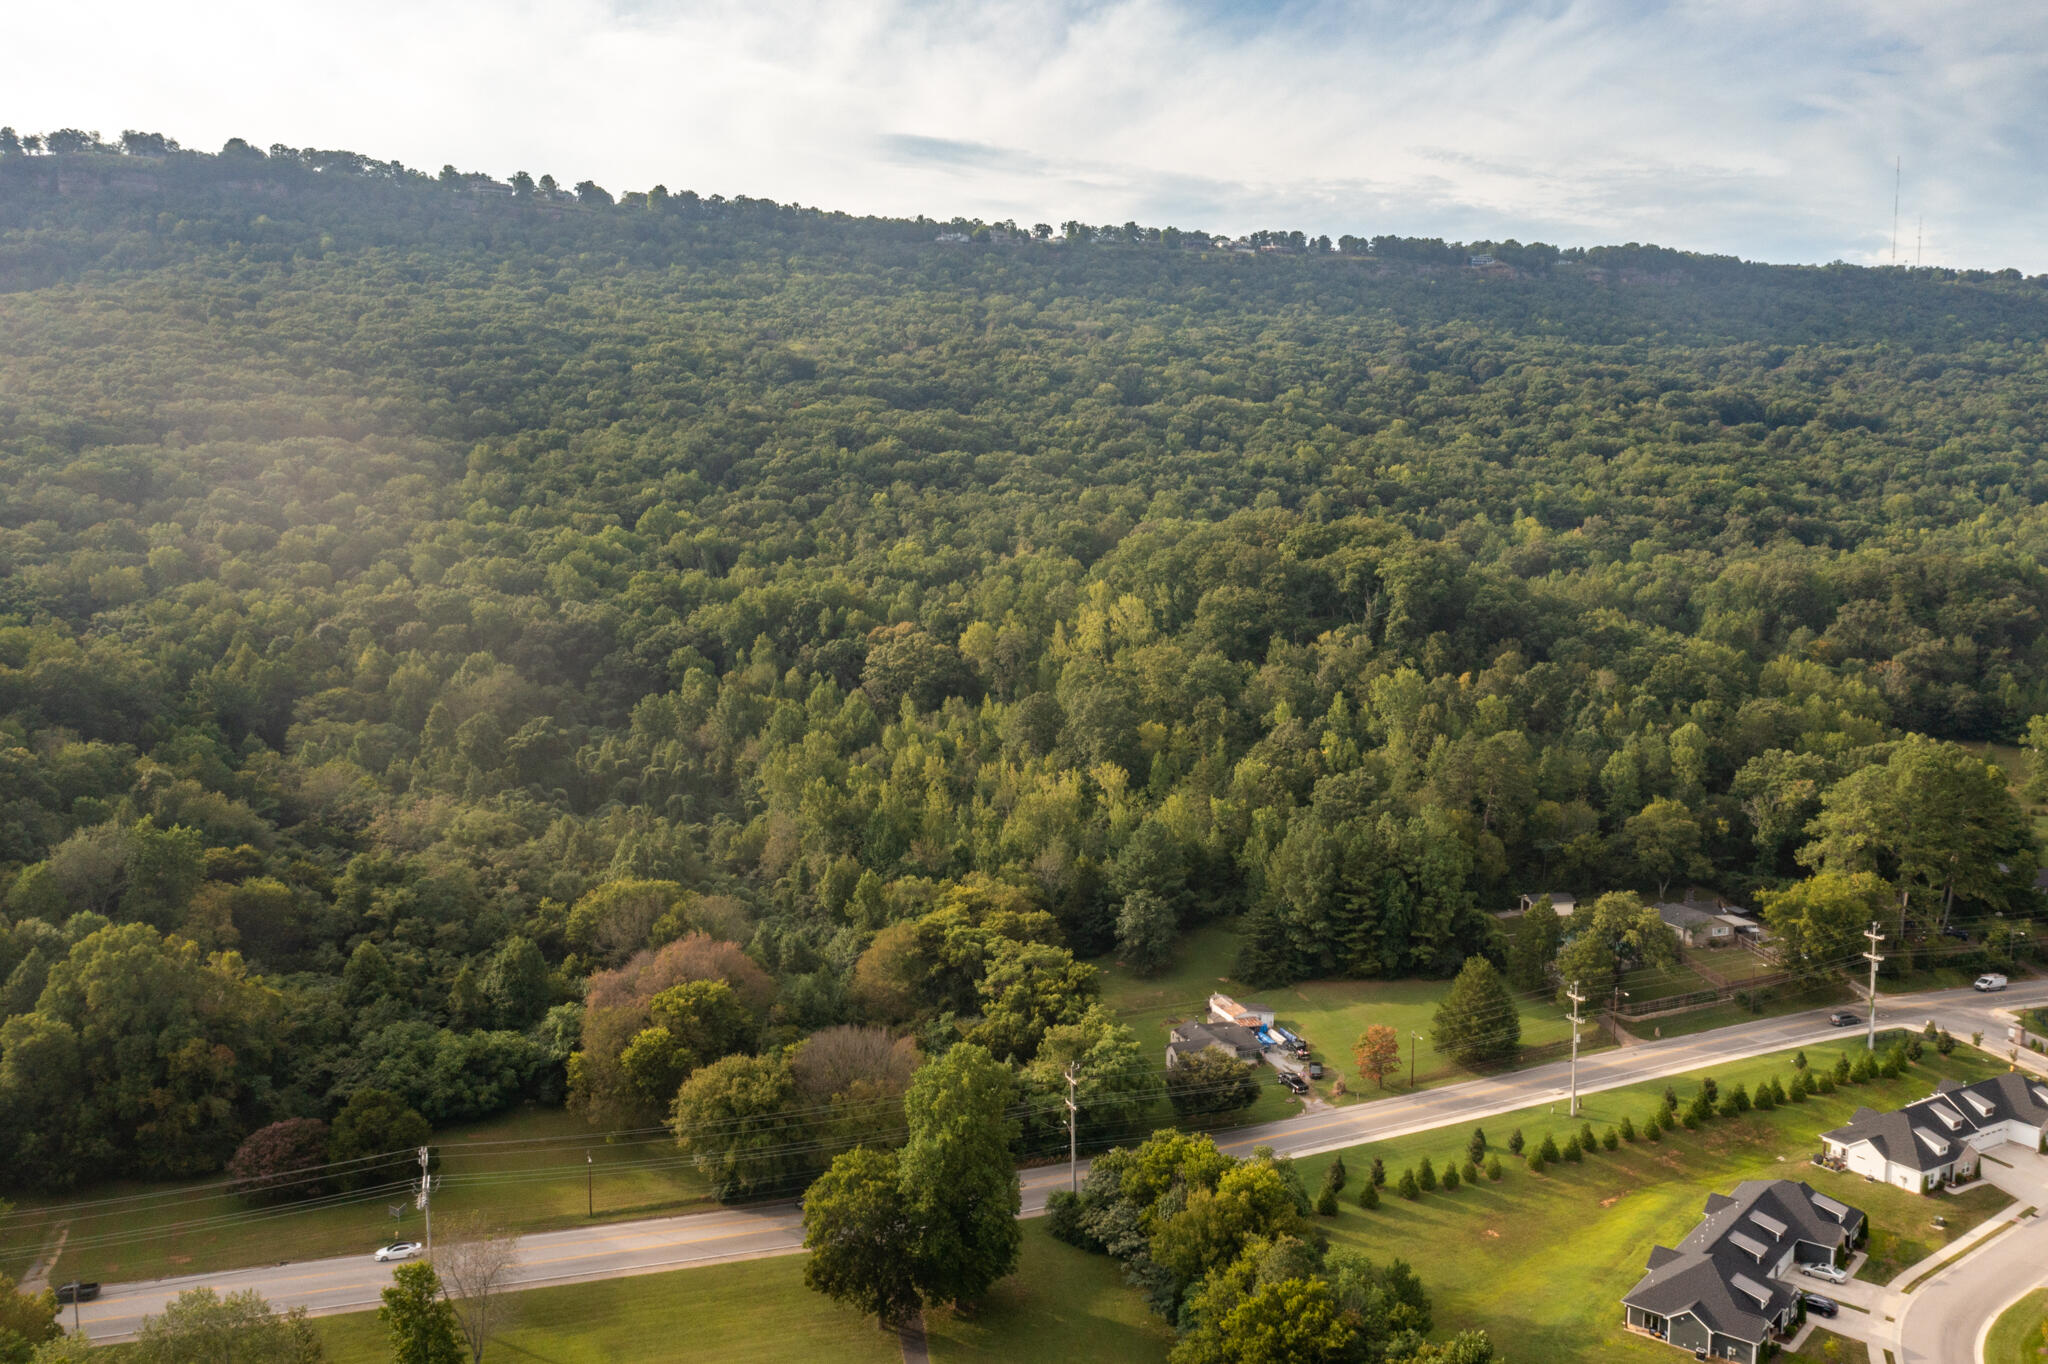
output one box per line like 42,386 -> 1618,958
1973,973 -> 2008,992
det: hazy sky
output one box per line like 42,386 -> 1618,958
13,0 -> 2047,270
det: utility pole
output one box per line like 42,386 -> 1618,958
1409,1032 -> 1420,1088
1863,922 -> 1886,1052
1063,1063 -> 1080,1194
418,1146 -> 433,1254
1566,981 -> 1586,1116
586,1151 -> 593,1218
1611,984 -> 1629,1045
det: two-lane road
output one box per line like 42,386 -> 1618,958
69,980 -> 2048,1340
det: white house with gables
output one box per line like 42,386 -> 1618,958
1821,1073 -> 2048,1193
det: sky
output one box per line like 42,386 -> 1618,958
11,0 -> 2048,271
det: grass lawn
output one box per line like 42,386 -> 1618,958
1855,1178 -> 2010,1284
1985,1286 -> 2048,1364
1273,1038 -> 2013,1364
0,1106 -> 716,1285
1784,1331 -> 1872,1363
311,1254 -> 899,1364
1631,980 -> 1852,1040
1097,919 -> 1606,1102
924,1221 -> 1172,1364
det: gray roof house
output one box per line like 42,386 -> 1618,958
1822,1073 -> 2048,1193
1166,1020 -> 1263,1069
1622,1180 -> 1864,1364
1656,900 -> 1736,948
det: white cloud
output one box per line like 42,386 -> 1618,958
9,0 -> 2046,268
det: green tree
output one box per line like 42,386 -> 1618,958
1167,1047 -> 1262,1116
328,1089 -> 433,1191
1181,1277 -> 1356,1364
1113,890 -> 1178,977
802,1145 -> 922,1326
1623,798 -> 1708,900
1505,903 -> 1563,991
1429,956 -> 1521,1067
1759,871 -> 1891,978
670,1052 -> 803,1200
1554,892 -> 1678,1008
479,935 -> 551,1029
0,1271 -> 58,1364
379,1263 -> 463,1364
899,1043 -> 1021,1306
133,1287 -> 322,1364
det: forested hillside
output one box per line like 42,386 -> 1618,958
2,134 -> 2046,1192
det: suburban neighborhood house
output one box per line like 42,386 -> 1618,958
1165,1020 -> 1262,1069
1622,1180 -> 1865,1363
1820,1073 -> 2048,1192
1653,895 -> 1757,948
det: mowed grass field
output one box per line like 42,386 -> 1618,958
303,1222 -> 1166,1364
1280,1037 -> 2015,1364
1985,1286 -> 2048,1364
0,1107 -> 716,1285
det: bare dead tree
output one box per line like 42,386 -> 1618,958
431,1213 -> 519,1364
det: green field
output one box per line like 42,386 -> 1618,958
312,1253 -> 900,1364
1098,920 -> 1606,1100
921,1221 -> 1173,1363
0,1107 -> 715,1286
1985,1286 -> 2048,1364
1277,1038 -> 2014,1364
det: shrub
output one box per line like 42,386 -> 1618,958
1646,1119 -> 1663,1142
1579,1122 -> 1597,1152
1834,1054 -> 1853,1084
1700,1077 -> 1719,1106
1417,1157 -> 1437,1192
1817,1072 -> 1837,1094
1754,1083 -> 1776,1111
1619,1116 -> 1636,1142
1662,1085 -> 1679,1114
228,1118 -> 333,1204
1370,1156 -> 1386,1187
1485,1156 -> 1503,1181
1936,1029 -> 1955,1056
1526,1150 -> 1546,1173
1047,1189 -> 1086,1246
1316,1184 -> 1339,1216
1563,1135 -> 1584,1163
1441,1164 -> 1460,1191
1508,1127 -> 1525,1155
1538,1133 -> 1560,1162
1602,1128 -> 1620,1151
1792,1050 -> 1808,1071
1905,1036 -> 1923,1062
1468,1128 -> 1487,1164
1398,1169 -> 1419,1199
1462,1160 -> 1480,1184
1731,1083 -> 1751,1113
1788,1074 -> 1809,1103
1325,1154 -> 1349,1193
1359,1181 -> 1380,1210
1972,1030 -> 1984,1047
1681,1108 -> 1700,1130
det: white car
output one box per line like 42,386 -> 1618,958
374,1241 -> 424,1263
1798,1261 -> 1848,1284
1973,973 -> 2008,992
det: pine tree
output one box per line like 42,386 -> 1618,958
1359,1180 -> 1381,1209
1417,1157 -> 1437,1191
1430,956 -> 1522,1066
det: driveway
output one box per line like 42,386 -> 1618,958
1893,1146 -> 2048,1364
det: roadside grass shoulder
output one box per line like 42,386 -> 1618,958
1633,981 -> 1853,1040
0,1106 -> 714,1285
924,1221 -> 1172,1364
1984,1285 -> 2048,1364
1275,1041 -> 2010,1364
308,1253 -> 899,1364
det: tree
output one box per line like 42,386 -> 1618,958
1802,737 -> 2035,931
670,1053 -> 803,1200
0,1272 -> 58,1364
228,1119 -> 332,1204
802,1145 -> 922,1325
432,1214 -> 518,1364
1167,1047 -> 1263,1116
1429,957 -> 1521,1067
1354,1024 -> 1401,1089
1505,904 -> 1563,991
899,1043 -> 1021,1306
1623,798 -> 1708,900
965,939 -> 1098,1062
380,1263 -> 463,1364
1554,892 -> 1678,1007
133,1287 -> 322,1364
1759,871 -> 1891,979
1190,1277 -> 1356,1364
328,1089 -> 433,1191
1024,1006 -> 1164,1144
479,936 -> 550,1030
1114,890 -> 1178,976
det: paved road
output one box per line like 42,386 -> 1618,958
69,980 -> 2048,1340
1896,1147 -> 2048,1364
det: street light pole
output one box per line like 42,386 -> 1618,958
587,1151 -> 593,1218
1409,1032 -> 1419,1088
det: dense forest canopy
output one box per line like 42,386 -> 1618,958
1,130 -> 2046,1190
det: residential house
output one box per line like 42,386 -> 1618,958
1657,900 -> 1734,948
1519,892 -> 1577,919
1820,1073 -> 2048,1192
1622,1180 -> 1865,1363
1166,1020 -> 1263,1069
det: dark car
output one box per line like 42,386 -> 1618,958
54,1282 -> 99,1304
1828,1010 -> 1860,1027
1307,1061 -> 1325,1079
1800,1292 -> 1839,1318
1279,1071 -> 1309,1094
1942,927 -> 1970,942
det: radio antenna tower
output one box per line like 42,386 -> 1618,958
1890,157 -> 1901,265
1916,216 -> 1923,268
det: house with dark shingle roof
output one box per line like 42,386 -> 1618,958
1821,1073 -> 2048,1192
1165,1020 -> 1262,1069
1621,1179 -> 1864,1364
